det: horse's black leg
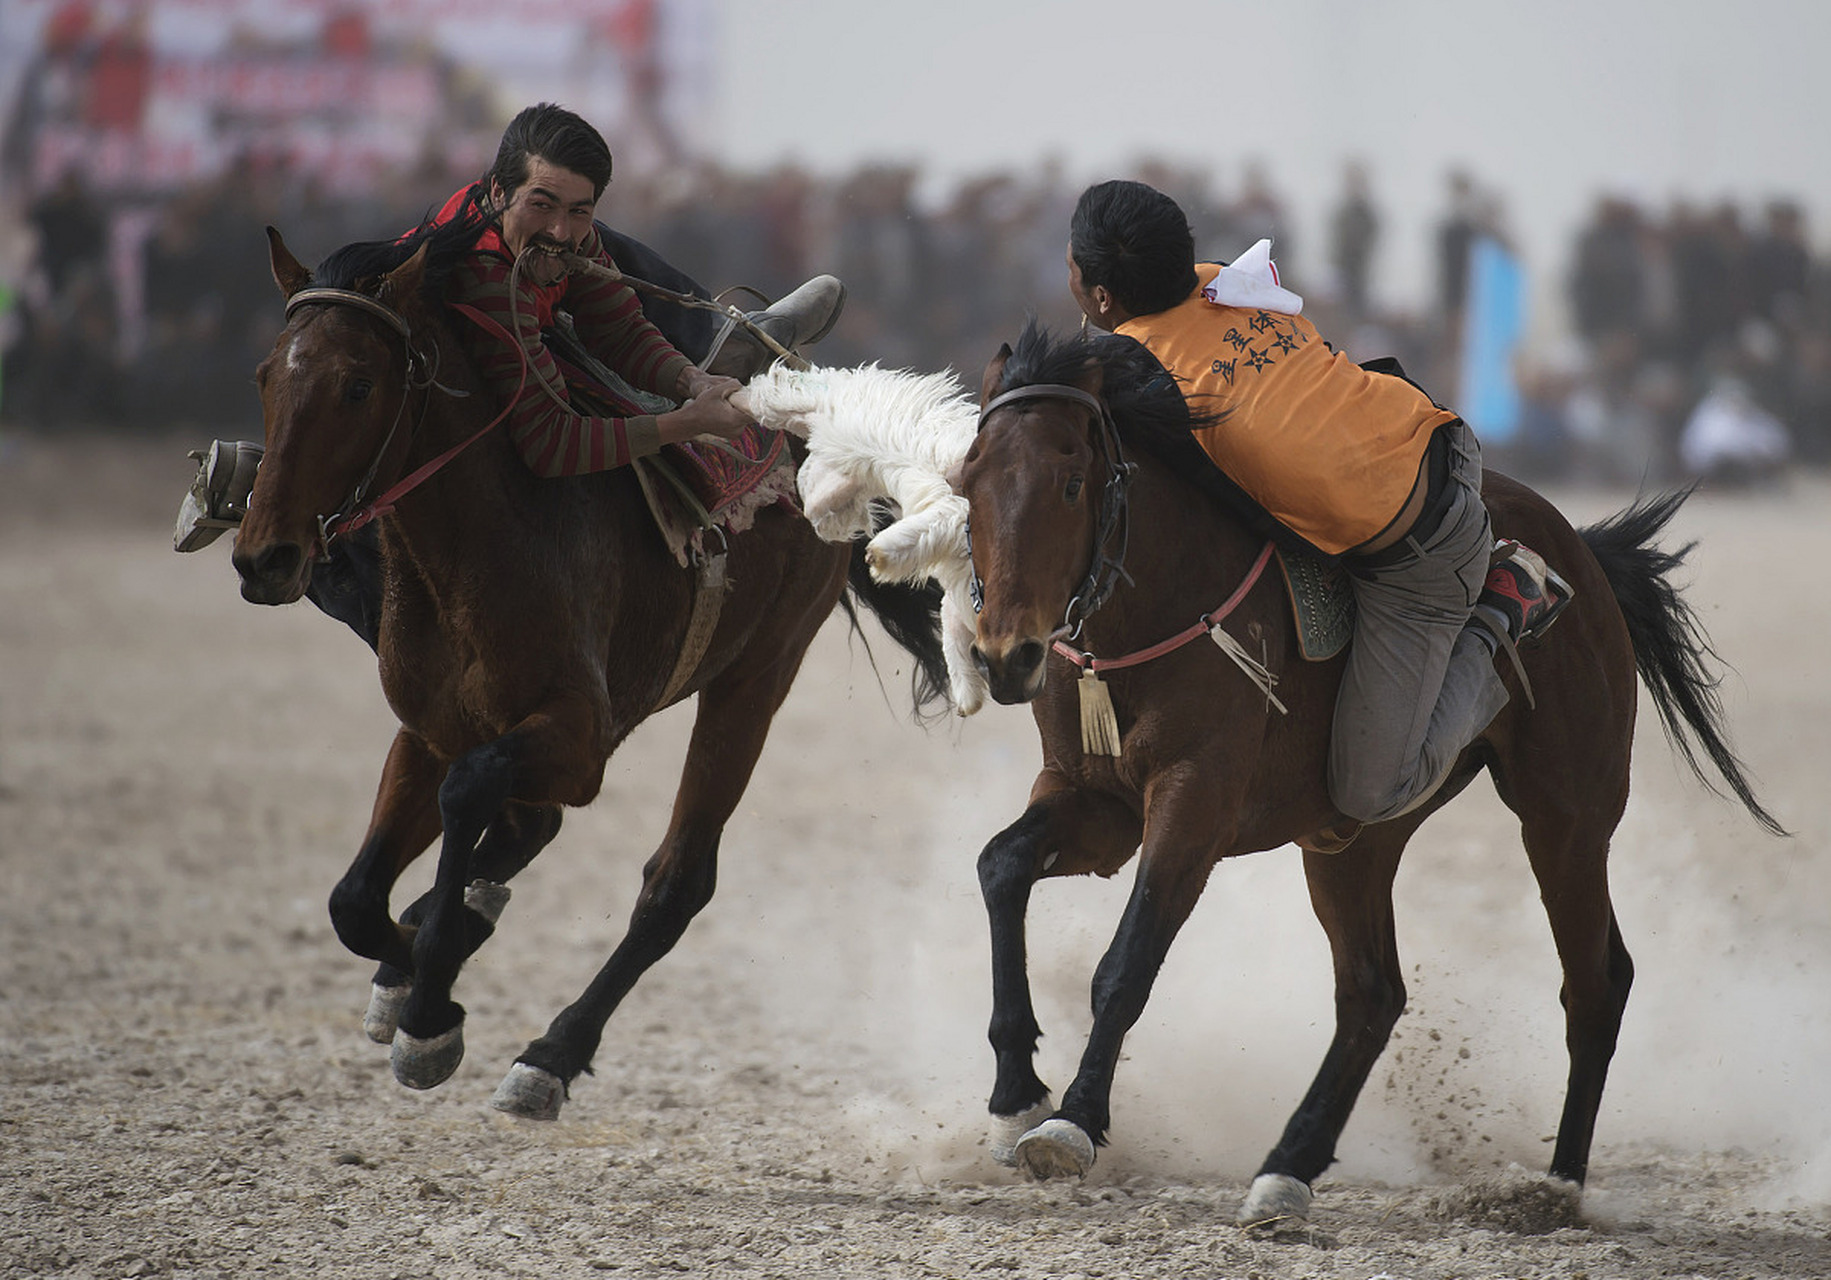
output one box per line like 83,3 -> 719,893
1014,795 -> 1216,1181
493,654 -> 808,1120
329,728 -> 443,973
1239,823 -> 1414,1225
1546,908 -> 1633,1184
1492,757 -> 1633,1187
978,783 -> 1142,1162
389,732 -> 529,1089
981,807 -> 1052,1122
364,803 -> 564,1043
374,801 -> 564,979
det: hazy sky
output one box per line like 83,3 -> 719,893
713,0 -> 1827,336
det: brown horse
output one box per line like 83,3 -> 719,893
233,220 -> 945,1119
959,322 -> 1781,1225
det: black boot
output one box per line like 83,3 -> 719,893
306,526 -> 384,653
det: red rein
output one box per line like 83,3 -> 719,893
1051,540 -> 1275,674
322,302 -> 528,541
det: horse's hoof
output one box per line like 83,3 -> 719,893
490,1062 -> 567,1121
391,1025 -> 465,1090
464,879 -> 511,924
988,1100 -> 1054,1167
363,982 -> 410,1044
1236,1173 -> 1314,1227
1012,1118 -> 1096,1181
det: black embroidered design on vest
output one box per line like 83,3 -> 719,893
1223,327 -> 1251,352
1211,356 -> 1236,385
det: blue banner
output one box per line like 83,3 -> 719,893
1458,234 -> 1525,444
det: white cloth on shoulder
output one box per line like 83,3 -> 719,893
1200,238 -> 1304,315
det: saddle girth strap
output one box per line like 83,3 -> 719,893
654,548 -> 729,711
627,456 -> 727,712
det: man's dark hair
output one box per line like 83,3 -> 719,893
1070,180 -> 1198,317
487,103 -> 614,202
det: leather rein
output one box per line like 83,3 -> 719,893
970,380 -> 1274,675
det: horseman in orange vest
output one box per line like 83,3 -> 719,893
1065,179 -> 1569,837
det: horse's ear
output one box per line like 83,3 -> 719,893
267,226 -> 312,298
379,241 -> 432,319
979,343 -> 1012,407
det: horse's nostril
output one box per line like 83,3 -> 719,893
252,542 -> 304,584
1011,639 -> 1047,677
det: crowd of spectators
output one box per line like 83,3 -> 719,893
1547,191 -> 1827,484
4,152 -> 1829,490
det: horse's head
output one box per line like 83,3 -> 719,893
959,334 -> 1119,705
233,227 -> 434,605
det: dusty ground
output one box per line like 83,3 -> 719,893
2,430 -> 1827,1279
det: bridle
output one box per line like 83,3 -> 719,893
967,377 -> 1282,712
282,287 -> 441,550
968,381 -> 1136,643
279,287 -> 523,554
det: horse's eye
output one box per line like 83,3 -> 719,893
1065,475 -> 1084,501
347,378 -> 373,403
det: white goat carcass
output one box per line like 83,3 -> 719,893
734,363 -> 987,715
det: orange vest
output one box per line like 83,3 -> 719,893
1118,264 -> 1453,554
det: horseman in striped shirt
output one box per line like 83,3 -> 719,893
419,102 -> 843,477
176,103 -> 845,644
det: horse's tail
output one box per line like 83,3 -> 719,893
839,537 -> 953,721
1581,488 -> 1786,835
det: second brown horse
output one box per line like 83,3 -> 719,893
959,321 -> 1780,1225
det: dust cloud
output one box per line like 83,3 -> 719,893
717,481 -> 1831,1209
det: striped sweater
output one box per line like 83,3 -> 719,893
430,185 -> 694,477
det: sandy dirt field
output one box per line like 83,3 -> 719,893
2,431 -> 1827,1279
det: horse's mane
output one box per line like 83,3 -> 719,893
311,192 -> 491,305
998,318 -> 1224,470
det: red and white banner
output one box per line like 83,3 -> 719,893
0,0 -> 712,196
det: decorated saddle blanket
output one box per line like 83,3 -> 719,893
548,320 -> 799,566
1275,544 -> 1355,661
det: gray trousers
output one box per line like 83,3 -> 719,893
1327,420 -> 1509,823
